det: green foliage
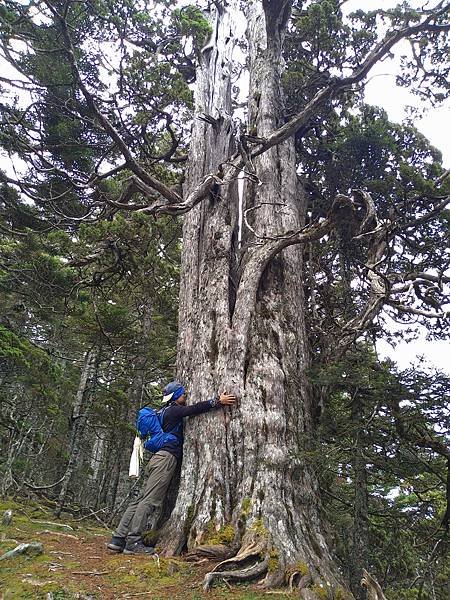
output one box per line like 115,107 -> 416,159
172,6 -> 212,50
298,101 -> 449,352
0,176 -> 180,506
0,325 -> 24,360
0,324 -> 61,391
312,345 -> 449,599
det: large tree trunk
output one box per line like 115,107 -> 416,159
162,2 -> 352,595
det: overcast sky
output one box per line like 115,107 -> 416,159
344,0 -> 449,167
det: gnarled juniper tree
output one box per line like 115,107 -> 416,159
1,0 -> 449,595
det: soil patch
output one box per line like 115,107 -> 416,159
0,500 -> 291,599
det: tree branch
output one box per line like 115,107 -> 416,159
46,1 -> 182,207
395,196 -> 450,231
252,5 -> 450,155
386,301 -> 450,320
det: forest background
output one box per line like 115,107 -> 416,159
0,1 -> 449,599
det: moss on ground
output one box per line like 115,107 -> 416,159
0,497 -> 294,599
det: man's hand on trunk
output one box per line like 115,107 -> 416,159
219,392 -> 236,406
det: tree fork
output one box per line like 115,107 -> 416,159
160,1 -> 353,596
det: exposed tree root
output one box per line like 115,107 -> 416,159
208,528 -> 267,570
203,556 -> 269,591
288,571 -> 312,591
260,568 -> 285,589
361,569 -> 388,600
199,528 -> 351,597
202,530 -> 269,590
185,543 -> 236,561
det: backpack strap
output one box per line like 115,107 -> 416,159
158,406 -> 181,436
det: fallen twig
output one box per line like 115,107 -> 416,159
31,519 -> 74,531
222,577 -> 232,590
21,577 -> 56,586
91,512 -> 109,528
73,508 -> 107,523
71,570 -> 109,576
21,476 -> 65,491
37,529 -> 78,539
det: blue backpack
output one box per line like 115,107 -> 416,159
136,406 -> 181,453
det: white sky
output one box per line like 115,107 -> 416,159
377,337 -> 449,372
344,0 -> 449,167
365,74 -> 449,166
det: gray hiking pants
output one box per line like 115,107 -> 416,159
114,450 -> 177,544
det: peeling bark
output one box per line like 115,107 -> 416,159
163,3 -> 241,550
161,1 -> 352,595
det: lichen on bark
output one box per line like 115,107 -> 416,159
160,1 -> 353,596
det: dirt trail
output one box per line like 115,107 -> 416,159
0,500 -> 293,599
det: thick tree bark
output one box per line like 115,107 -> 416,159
162,0 -> 241,548
161,2 -> 352,595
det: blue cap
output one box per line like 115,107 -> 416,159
162,381 -> 185,404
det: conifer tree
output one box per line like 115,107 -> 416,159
1,1 -> 449,595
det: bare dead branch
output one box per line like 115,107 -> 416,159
137,173 -> 222,216
387,301 -> 450,319
435,168 -> 450,185
391,272 -> 450,293
20,476 -> 65,491
361,569 -> 388,600
353,189 -> 378,235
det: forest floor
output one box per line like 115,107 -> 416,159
0,498 -> 292,600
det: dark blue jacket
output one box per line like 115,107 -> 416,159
159,399 -> 218,460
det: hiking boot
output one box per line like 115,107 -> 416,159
123,540 -> 156,555
107,536 -> 126,553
